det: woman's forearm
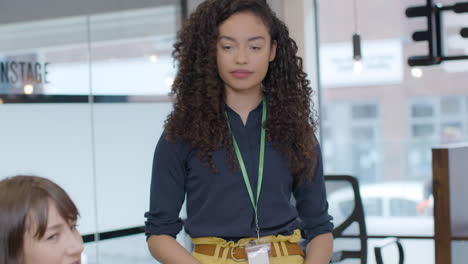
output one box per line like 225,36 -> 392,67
304,232 -> 333,264
147,234 -> 200,264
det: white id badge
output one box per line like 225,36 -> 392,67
245,240 -> 271,264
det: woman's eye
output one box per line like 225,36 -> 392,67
251,46 -> 261,50
47,234 -> 58,241
222,46 -> 232,50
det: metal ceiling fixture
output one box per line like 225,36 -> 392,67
406,0 -> 468,66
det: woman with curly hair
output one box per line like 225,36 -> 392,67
144,0 -> 333,263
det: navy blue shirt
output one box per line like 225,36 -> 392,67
144,102 -> 333,243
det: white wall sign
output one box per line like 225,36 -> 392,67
320,39 -> 403,88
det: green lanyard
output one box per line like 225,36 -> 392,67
225,96 -> 266,240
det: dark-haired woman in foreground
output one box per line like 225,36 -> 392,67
145,0 -> 333,263
0,175 -> 83,264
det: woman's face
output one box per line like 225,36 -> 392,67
216,11 -> 276,95
23,202 -> 83,264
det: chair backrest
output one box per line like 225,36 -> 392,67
325,175 -> 367,264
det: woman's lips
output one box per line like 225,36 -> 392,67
231,70 -> 253,79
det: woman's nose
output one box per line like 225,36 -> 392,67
67,232 -> 84,256
235,48 -> 249,64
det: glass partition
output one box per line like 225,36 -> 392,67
0,15 -> 99,263
0,2 -> 182,264
318,0 -> 468,263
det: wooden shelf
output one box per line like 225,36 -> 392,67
432,144 -> 468,264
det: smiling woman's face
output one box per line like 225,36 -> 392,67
23,202 -> 83,264
216,11 -> 277,96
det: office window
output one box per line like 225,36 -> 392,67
441,96 -> 460,116
321,101 -> 381,183
412,124 -> 435,138
411,104 -> 434,118
351,104 -> 378,119
406,96 -> 468,184
409,97 -> 467,142
352,126 -> 374,140
441,122 -> 463,143
319,4 -> 467,259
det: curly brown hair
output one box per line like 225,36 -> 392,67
165,0 -> 319,184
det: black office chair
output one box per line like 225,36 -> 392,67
325,175 -> 405,264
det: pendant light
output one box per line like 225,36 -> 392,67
352,0 -> 363,74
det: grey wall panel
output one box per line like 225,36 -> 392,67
0,0 -> 176,24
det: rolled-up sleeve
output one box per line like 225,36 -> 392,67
293,144 -> 333,243
144,133 -> 186,239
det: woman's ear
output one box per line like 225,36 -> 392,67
269,40 -> 277,62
